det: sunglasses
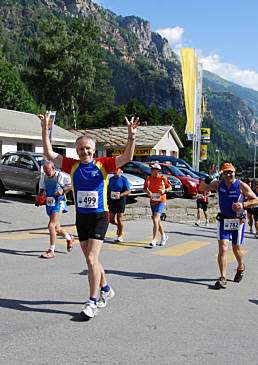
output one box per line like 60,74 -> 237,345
222,171 -> 234,175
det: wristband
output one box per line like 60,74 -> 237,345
128,137 -> 135,141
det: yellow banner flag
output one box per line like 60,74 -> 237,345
181,48 -> 195,134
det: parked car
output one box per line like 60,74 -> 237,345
108,172 -> 145,198
121,161 -> 184,198
0,151 -> 73,202
147,162 -> 199,197
147,155 -> 208,178
178,167 -> 200,179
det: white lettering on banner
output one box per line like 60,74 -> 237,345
77,191 -> 98,209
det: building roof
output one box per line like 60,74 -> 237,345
67,125 -> 183,148
0,108 -> 76,143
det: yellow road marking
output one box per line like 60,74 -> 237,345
0,231 -> 48,240
215,249 -> 248,263
104,235 -> 152,251
152,240 -> 211,256
105,231 -> 119,238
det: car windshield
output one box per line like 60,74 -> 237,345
34,155 -> 44,166
181,169 -> 199,178
138,163 -> 151,174
166,165 -> 186,177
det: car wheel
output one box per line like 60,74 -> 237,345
183,185 -> 189,197
0,180 -> 5,197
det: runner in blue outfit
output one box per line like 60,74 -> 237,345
199,163 -> 258,289
108,168 -> 131,242
37,160 -> 74,259
39,111 -> 139,319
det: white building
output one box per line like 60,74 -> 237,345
0,108 -> 183,161
68,125 -> 183,161
0,109 -> 77,158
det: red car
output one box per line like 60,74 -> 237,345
147,162 -> 199,197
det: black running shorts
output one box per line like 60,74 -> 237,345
197,200 -> 208,211
108,199 -> 126,213
76,211 -> 109,241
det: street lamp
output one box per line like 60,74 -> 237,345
215,149 -> 220,171
251,131 -> 256,182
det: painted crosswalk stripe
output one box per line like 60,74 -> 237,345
104,234 -> 152,251
152,240 -> 211,256
0,231 -> 48,240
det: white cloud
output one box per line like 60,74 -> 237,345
199,53 -> 258,91
156,26 -> 184,45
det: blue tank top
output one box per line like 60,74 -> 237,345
218,179 -> 244,217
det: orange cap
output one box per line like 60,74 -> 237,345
221,163 -> 235,172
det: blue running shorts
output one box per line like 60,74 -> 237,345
217,220 -> 245,245
150,202 -> 166,217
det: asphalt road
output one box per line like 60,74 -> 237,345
0,192 -> 258,365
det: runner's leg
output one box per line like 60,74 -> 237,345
217,239 -> 229,278
117,213 -> 124,236
80,239 -> 106,298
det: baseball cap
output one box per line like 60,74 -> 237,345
221,163 -> 236,172
151,163 -> 161,170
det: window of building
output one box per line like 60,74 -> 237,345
17,143 -> 33,152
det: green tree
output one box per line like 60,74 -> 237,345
22,14 -> 114,126
0,57 -> 37,112
144,104 -> 160,124
125,98 -> 146,119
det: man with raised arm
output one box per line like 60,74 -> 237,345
199,163 -> 258,289
38,111 -> 139,319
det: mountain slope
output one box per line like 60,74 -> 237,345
203,70 -> 258,121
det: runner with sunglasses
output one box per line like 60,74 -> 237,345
199,163 -> 258,289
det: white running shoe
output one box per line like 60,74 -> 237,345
160,235 -> 168,246
116,235 -> 123,242
195,221 -> 200,226
97,287 -> 115,308
81,300 -> 98,318
150,239 -> 157,247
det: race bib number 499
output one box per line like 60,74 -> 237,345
77,191 -> 98,209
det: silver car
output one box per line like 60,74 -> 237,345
0,151 -> 73,201
108,172 -> 145,198
0,151 -> 44,196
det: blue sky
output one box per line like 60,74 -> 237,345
95,0 -> 258,91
